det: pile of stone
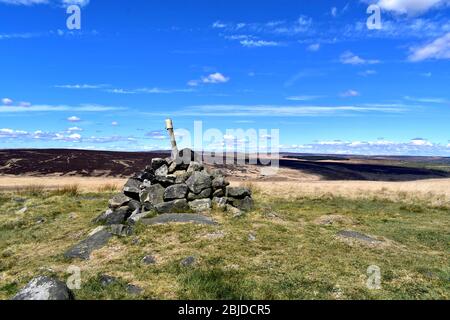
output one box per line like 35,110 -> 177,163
94,148 -> 254,227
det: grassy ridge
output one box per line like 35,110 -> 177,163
0,189 -> 448,300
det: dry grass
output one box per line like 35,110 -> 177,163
235,179 -> 450,207
96,183 -> 120,193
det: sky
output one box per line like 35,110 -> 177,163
0,0 -> 450,156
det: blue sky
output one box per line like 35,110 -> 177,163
1,0 -> 450,156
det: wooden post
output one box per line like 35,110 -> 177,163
165,119 -> 178,159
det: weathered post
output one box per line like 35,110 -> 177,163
165,118 -> 178,160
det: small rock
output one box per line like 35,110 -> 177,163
213,197 -> 227,209
99,274 -> 118,287
187,161 -> 204,173
155,164 -> 169,177
88,226 -> 105,237
226,204 -> 243,217
123,178 -> 141,200
186,171 -> 212,194
212,177 -> 228,189
128,211 -> 152,224
16,207 -> 28,215
151,158 -> 167,170
108,194 -> 131,209
126,284 -> 143,295
180,256 -> 197,267
109,224 -> 134,237
226,187 -> 251,199
12,276 -> 74,300
248,233 -> 257,241
213,189 -> 225,198
155,199 -> 189,214
230,196 -> 254,211
142,255 -> 157,265
337,230 -> 383,245
187,188 -> 212,201
205,231 -> 225,240
189,199 -> 212,213
140,184 -> 165,206
164,184 -> 188,201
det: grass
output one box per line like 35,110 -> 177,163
0,189 -> 448,300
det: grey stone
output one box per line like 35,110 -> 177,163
154,175 -> 176,187
212,197 -> 227,209
210,169 -> 225,179
155,164 -> 169,177
189,199 -> 212,213
123,178 -> 141,200
168,161 -> 178,174
175,171 -> 192,184
213,189 -> 225,198
142,255 -> 157,265
187,188 -> 212,201
141,213 -> 217,226
186,171 -> 212,194
226,187 -> 251,199
155,199 -> 189,214
94,206 -> 130,225
140,184 -> 165,206
151,158 -> 167,170
127,284 -> 143,295
230,196 -> 254,211
99,274 -> 118,287
109,224 -> 134,237
248,233 -> 257,241
226,204 -> 243,217
64,229 -> 113,260
108,193 -> 131,209
337,231 -> 383,244
164,184 -> 188,201
212,177 -> 228,189
128,200 -> 141,212
180,256 -> 197,267
16,207 -> 28,215
128,211 -> 153,224
12,276 -> 74,300
187,161 -> 204,173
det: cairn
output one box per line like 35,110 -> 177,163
94,120 -> 254,227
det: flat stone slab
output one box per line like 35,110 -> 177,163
141,214 -> 217,226
337,230 -> 382,244
64,229 -> 113,260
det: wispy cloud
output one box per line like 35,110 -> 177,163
404,96 -> 449,104
286,95 -> 323,101
340,51 -> 380,65
0,104 -> 125,113
188,72 -> 230,87
362,0 -> 449,16
408,32 -> 450,61
55,84 -> 109,89
340,90 -> 361,97
0,0 -> 90,7
143,104 -> 404,117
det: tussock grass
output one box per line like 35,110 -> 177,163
14,184 -> 45,197
0,189 -> 448,300
50,184 -> 80,197
96,183 -> 120,193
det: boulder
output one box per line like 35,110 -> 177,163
175,171 -> 192,184
154,175 -> 176,187
64,229 -> 113,260
94,206 -> 130,225
180,256 -> 197,267
186,171 -> 212,194
164,184 -> 188,201
12,276 -> 74,300
187,161 -> 204,173
140,184 -> 165,206
128,200 -> 141,212
189,199 -> 212,213
187,188 -> 212,201
142,255 -> 157,265
155,199 -> 189,214
226,186 -> 252,199
108,194 -> 131,209
123,178 -> 141,200
212,177 -> 228,189
127,211 -> 153,224
109,224 -> 134,237
151,158 -> 167,170
230,196 -> 254,211
212,197 -> 227,209
155,164 -> 169,177
213,189 -> 225,198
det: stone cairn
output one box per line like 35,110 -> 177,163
94,120 -> 254,228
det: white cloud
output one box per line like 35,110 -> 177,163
212,21 -> 227,29
1,98 -> 13,105
0,0 -> 48,5
286,95 -> 322,101
0,104 -> 124,113
307,43 -> 321,51
67,116 -> 81,122
67,126 -> 82,132
331,7 -> 338,17
189,73 -> 230,86
240,39 -> 280,47
404,96 -> 448,103
340,51 -> 380,65
359,69 -> 377,76
408,32 -> 450,61
111,121 -> 119,126
374,0 -> 448,15
341,90 -> 361,97
55,84 -> 108,89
